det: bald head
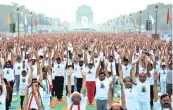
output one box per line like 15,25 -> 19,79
111,104 -> 122,110
139,72 -> 147,83
71,92 -> 81,105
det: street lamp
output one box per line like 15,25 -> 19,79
17,7 -> 20,36
117,18 -> 119,32
122,16 -> 124,31
39,15 -> 41,33
46,17 -> 48,26
139,10 -> 142,35
30,12 -> 33,34
155,4 -> 158,34
129,14 -> 132,32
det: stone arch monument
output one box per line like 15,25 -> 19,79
76,5 -> 93,24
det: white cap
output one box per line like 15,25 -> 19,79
64,50 -> 67,55
94,48 -> 97,53
161,62 -> 166,66
32,55 -> 36,60
38,49 -> 43,56
139,68 -> 147,74
46,53 -> 48,58
88,60 -> 93,64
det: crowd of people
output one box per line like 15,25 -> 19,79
0,32 -> 172,110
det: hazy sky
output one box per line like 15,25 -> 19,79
1,0 -> 172,23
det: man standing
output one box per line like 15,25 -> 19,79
95,71 -> 110,110
74,60 -> 85,93
166,62 -> 172,97
52,57 -> 65,100
153,72 -> 172,110
67,66 -> 88,110
14,56 -> 23,95
136,69 -> 151,110
85,61 -> 96,105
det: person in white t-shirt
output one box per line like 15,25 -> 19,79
158,62 -> 167,95
121,57 -> 132,79
86,62 -> 97,105
106,55 -> 117,76
52,57 -> 65,100
74,60 -> 85,93
108,77 -> 127,110
3,60 -> 15,107
147,61 -> 155,108
42,67 -> 51,110
95,70 -> 110,110
136,69 -> 151,110
65,61 -> 74,96
22,62 -> 44,110
14,56 -> 23,94
19,70 -> 28,109
0,74 -> 7,110
153,72 -> 172,110
123,66 -> 138,110
67,67 -> 88,110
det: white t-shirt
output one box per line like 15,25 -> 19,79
155,60 -> 161,72
114,51 -> 120,63
86,66 -> 96,81
44,59 -> 50,67
28,64 -> 38,78
14,62 -> 23,75
67,93 -> 87,110
94,57 -> 100,68
107,61 -> 117,76
122,64 -> 132,79
95,77 -> 109,100
27,87 -> 43,109
65,70 -> 75,85
136,77 -> 151,102
3,68 -> 15,81
149,69 -> 155,85
19,75 -> 29,96
68,46 -> 73,53
0,57 -> 4,69
53,63 -> 65,77
124,85 -> 138,110
7,52 -> 11,61
159,69 -> 167,82
38,48 -> 44,56
74,64 -> 84,78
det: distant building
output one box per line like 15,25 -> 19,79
76,5 -> 93,24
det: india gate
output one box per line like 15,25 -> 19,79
70,5 -> 99,31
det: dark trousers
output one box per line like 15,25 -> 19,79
166,83 -> 172,97
9,80 -> 14,105
6,99 -> 9,110
54,76 -> 64,100
115,63 -> 119,76
150,85 -> 154,107
66,85 -> 74,96
20,96 -> 25,109
52,79 -> 56,97
76,78 -> 83,93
